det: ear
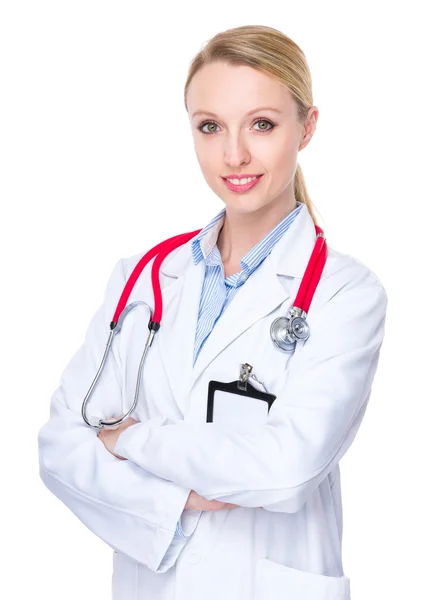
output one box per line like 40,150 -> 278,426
299,106 -> 319,151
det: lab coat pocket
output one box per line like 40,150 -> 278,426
112,551 -> 139,600
254,558 -> 350,600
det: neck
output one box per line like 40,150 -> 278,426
217,197 -> 297,268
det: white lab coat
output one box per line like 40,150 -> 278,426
38,203 -> 388,600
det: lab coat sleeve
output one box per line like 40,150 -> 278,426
113,265 -> 388,513
37,258 -> 201,574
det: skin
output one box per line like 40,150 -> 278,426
186,61 -> 319,276
97,416 -> 137,460
98,62 -> 318,511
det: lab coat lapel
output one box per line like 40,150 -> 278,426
156,203 -> 317,416
189,255 -> 290,391
156,248 -> 206,417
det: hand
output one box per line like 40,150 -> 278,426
97,414 -> 139,460
185,490 -> 239,511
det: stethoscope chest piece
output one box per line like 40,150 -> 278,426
270,308 -> 310,353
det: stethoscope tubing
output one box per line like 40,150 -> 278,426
82,223 -> 327,429
293,227 -> 327,313
112,229 -> 202,327
82,229 -> 201,429
269,226 -> 327,352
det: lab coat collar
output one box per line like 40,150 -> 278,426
157,202 -> 318,415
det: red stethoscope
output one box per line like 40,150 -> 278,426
81,225 -> 327,430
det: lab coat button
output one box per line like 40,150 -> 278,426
187,551 -> 202,564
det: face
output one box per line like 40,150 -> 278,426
186,62 -> 318,217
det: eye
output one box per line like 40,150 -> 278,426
252,119 -> 275,132
197,118 -> 275,135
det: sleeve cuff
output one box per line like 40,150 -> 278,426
180,508 -> 203,537
175,518 -> 186,537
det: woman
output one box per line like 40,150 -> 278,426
38,25 -> 388,600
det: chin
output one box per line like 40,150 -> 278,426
226,198 -> 269,213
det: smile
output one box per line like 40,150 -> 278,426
222,174 -> 264,193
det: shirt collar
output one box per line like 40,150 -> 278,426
191,208 -> 226,266
191,202 -> 303,272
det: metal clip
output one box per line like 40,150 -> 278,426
238,362 -> 253,391
250,372 -> 269,393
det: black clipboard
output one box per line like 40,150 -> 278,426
207,379 -> 276,424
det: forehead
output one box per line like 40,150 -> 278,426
187,62 -> 294,118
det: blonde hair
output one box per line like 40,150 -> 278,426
184,25 -> 320,226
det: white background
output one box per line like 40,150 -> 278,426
1,1 -> 422,598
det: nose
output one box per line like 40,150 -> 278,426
223,133 -> 251,168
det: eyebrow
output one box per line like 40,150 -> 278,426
192,106 -> 283,118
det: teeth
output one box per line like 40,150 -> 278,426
227,176 -> 258,185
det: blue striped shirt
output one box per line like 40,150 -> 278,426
174,201 -> 303,537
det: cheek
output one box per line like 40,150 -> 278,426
253,126 -> 299,165
198,162 -> 218,188
194,143 -> 218,176
267,138 -> 299,179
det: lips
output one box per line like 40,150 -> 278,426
223,174 -> 263,180
222,174 -> 264,193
